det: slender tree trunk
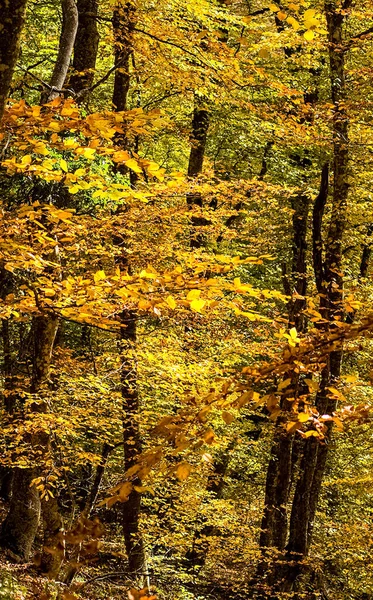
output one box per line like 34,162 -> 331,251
41,0 -> 78,103
0,0 -> 28,121
120,314 -> 145,575
259,189 -> 312,558
111,3 -> 145,577
257,3 -> 350,595
69,0 -> 99,99
187,102 -> 210,179
112,2 -> 136,112
286,0 -> 350,562
187,98 -> 210,248
359,224 -> 373,279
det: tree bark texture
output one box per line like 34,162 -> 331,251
187,99 -> 210,248
69,0 -> 99,98
111,2 -> 145,576
255,4 -> 349,594
285,0 -> 350,564
112,2 -> 136,112
187,103 -> 210,179
0,0 -> 28,121
41,0 -> 78,103
120,313 -> 145,575
0,316 -> 59,562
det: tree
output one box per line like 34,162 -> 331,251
1,0 -> 373,598
0,0 -> 28,120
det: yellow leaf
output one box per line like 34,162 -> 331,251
138,299 -> 152,310
327,386 -> 341,397
269,3 -> 280,10
277,10 -> 287,19
286,421 -> 298,433
125,158 -> 142,173
304,29 -> 315,40
190,298 -> 206,313
64,138 -> 78,149
176,462 -> 191,481
60,159 -> 68,172
113,150 -> 131,162
74,168 -> 86,176
259,48 -> 270,58
93,270 -> 106,283
119,481 -> 133,501
343,374 -> 357,383
297,412 -> 310,423
83,147 -> 96,159
304,8 -> 316,19
33,141 -> 49,155
222,411 -> 234,424
203,428 -> 215,444
304,16 -> 319,28
187,289 -> 201,301
21,154 -> 32,165
43,288 -> 56,297
305,378 -> 319,392
236,391 -> 253,408
332,416 -> 344,429
166,295 -> 176,309
278,378 -> 292,391
304,430 -> 319,438
287,16 -> 300,29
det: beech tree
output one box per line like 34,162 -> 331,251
1,0 -> 373,599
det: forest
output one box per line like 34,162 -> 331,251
0,0 -> 373,598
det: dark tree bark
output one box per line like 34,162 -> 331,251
187,103 -> 210,179
69,0 -> 99,98
40,0 -> 78,103
286,0 -> 350,561
0,0 -> 28,121
359,224 -> 373,279
186,98 -> 210,248
255,2 -> 350,596
111,2 -> 145,578
120,314 -> 145,575
258,184 -> 313,557
0,468 -> 41,561
0,316 -> 59,562
112,2 -> 136,112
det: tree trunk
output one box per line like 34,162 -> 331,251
256,2 -> 350,595
0,0 -> 28,121
40,494 -> 64,578
285,0 -> 350,563
111,3 -> 145,577
120,313 -> 145,575
186,99 -> 210,248
187,102 -> 210,179
0,315 -> 59,562
69,0 -> 99,98
0,468 -> 41,561
112,2 -> 136,112
41,0 -> 78,103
